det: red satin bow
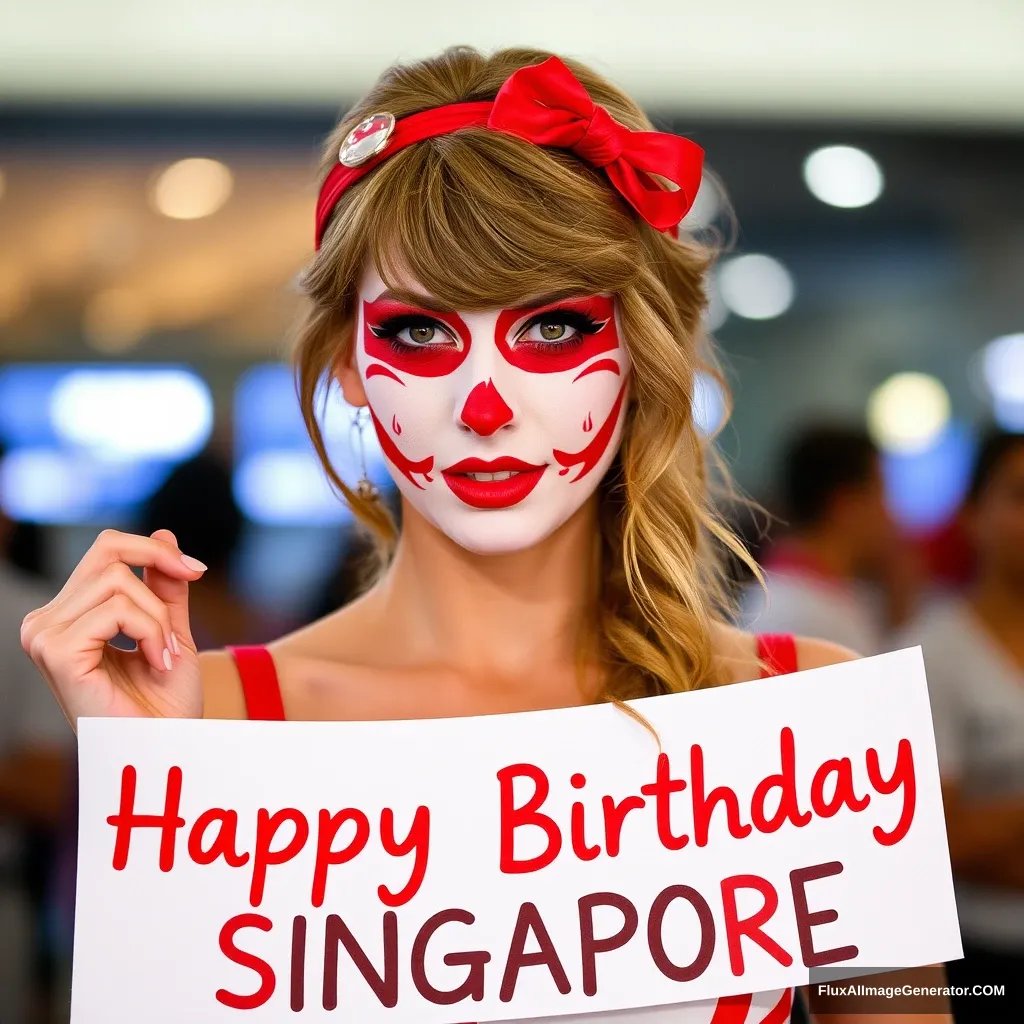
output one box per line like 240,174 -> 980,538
488,57 -> 704,232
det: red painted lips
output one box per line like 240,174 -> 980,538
442,457 -> 547,509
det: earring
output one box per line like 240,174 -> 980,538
350,407 -> 380,502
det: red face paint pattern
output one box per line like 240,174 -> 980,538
573,357 -> 620,382
367,405 -> 433,489
365,363 -> 405,386
553,380 -> 629,482
494,296 -> 619,374
362,299 -> 472,378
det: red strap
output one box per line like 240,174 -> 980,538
757,633 -> 798,678
227,645 -> 286,721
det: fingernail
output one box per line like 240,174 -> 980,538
162,648 -> 173,672
170,633 -> 181,658
181,554 -> 208,572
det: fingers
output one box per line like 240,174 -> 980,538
38,562 -> 177,653
62,529 -> 206,601
46,595 -> 173,677
143,530 -> 194,647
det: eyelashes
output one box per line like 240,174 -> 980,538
369,314 -> 460,352
514,309 -> 609,351
367,306 -> 610,354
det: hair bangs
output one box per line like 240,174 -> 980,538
355,127 -> 644,310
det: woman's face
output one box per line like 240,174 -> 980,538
341,264 -> 630,554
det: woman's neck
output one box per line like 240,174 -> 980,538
367,499 -> 600,680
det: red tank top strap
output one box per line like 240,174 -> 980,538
756,633 -> 798,678
227,645 -> 286,721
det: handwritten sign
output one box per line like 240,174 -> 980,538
71,647 -> 961,1023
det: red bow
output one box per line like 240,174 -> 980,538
487,56 -> 704,232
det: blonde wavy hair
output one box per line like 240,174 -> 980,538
295,46 -> 756,698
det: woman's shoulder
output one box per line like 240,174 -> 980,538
711,621 -> 859,684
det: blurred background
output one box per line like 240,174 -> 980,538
2,2 -> 1023,1022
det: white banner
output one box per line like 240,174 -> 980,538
71,647 -> 961,1023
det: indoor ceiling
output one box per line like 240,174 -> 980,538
2,1 -> 1024,125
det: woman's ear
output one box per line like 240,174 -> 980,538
335,329 -> 368,407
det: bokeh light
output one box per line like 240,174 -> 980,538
149,157 -> 233,220
717,254 -> 795,320
693,371 -> 728,436
803,145 -> 884,208
867,372 -> 951,454
49,368 -> 213,460
981,332 -> 1024,431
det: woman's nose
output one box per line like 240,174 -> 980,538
458,379 -> 514,436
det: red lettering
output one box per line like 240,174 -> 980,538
789,861 -> 859,968
578,892 -> 638,996
602,795 -> 646,856
640,753 -> 688,850
107,765 -> 185,872
647,885 -> 715,982
378,805 -> 430,906
497,764 -> 562,874
311,808 -> 370,908
571,802 -> 601,861
721,874 -> 793,975
188,808 -> 250,867
499,902 -> 571,1002
750,728 -> 813,833
866,739 -> 916,846
216,914 -> 276,1009
810,758 -> 870,817
251,807 -> 310,907
322,912 -> 398,1009
411,909 -> 491,1004
691,746 -> 752,846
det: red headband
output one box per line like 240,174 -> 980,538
315,56 -> 704,249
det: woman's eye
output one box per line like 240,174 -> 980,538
400,324 -> 439,345
523,320 -> 574,344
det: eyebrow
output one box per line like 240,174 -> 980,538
369,289 -> 607,312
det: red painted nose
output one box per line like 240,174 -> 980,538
459,380 -> 514,436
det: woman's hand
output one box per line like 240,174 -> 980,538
21,529 -> 208,729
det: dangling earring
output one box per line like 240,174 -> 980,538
350,407 -> 380,502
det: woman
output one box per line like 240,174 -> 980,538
22,47 -> 948,1024
900,429 -> 1024,1022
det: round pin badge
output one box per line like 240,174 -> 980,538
339,112 -> 397,168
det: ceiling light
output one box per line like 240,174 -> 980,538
867,372 -> 951,454
717,254 -> 795,320
150,157 -> 233,220
803,146 -> 884,209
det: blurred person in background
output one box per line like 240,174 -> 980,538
0,446 -> 74,1024
138,452 -> 281,649
898,429 -> 1024,1021
741,424 -> 919,654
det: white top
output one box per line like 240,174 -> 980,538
898,598 -> 1024,951
740,571 -> 883,656
0,562 -> 73,870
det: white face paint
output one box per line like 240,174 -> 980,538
354,266 -> 630,554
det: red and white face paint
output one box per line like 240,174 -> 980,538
355,267 -> 630,554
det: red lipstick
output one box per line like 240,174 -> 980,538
442,457 -> 547,509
